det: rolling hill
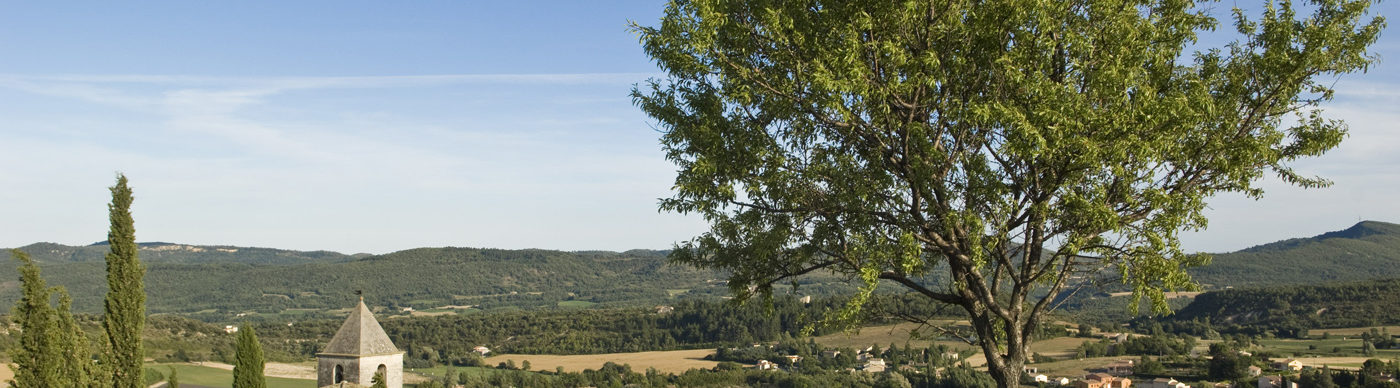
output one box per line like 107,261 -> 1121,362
0,245 -> 737,317
1187,221 -> 1400,288
4,220 -> 1397,321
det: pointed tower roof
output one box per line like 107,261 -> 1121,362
318,299 -> 401,357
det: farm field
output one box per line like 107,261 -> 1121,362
814,322 -> 1095,364
1310,326 -> 1400,336
151,363 -> 314,388
814,322 -> 968,350
494,348 -> 722,374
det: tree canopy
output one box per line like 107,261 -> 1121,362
632,0 -> 1383,387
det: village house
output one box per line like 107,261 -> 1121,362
756,359 -> 777,370
784,355 -> 802,364
1272,359 -> 1304,372
472,346 -> 491,356
1101,332 -> 1130,343
1142,377 -> 1189,388
1258,375 -> 1298,388
1249,366 -> 1264,377
223,325 -> 239,334
654,305 -> 674,314
1035,374 -> 1050,383
863,358 -> 887,373
821,350 -> 841,358
1053,377 -> 1072,386
1103,360 -> 1136,376
1077,372 -> 1131,388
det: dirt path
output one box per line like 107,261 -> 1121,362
192,361 -> 318,379
0,363 -> 12,384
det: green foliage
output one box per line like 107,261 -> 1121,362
233,326 -> 266,388
1207,343 -> 1253,380
370,370 -> 386,388
103,173 -> 146,388
1163,278 -> 1400,335
632,1 -> 1383,387
141,368 -> 165,386
251,296 -> 840,364
9,249 -> 61,387
54,288 -> 91,387
167,366 -> 179,388
1134,356 -> 1167,376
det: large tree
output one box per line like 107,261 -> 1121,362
233,326 -> 266,388
8,249 -> 91,388
103,173 -> 146,388
632,1 -> 1383,387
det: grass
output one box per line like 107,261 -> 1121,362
1312,326 -> 1400,336
666,289 -> 690,297
405,365 -> 502,382
556,300 -> 597,308
152,363 -> 314,388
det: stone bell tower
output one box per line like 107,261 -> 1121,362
317,297 -> 404,388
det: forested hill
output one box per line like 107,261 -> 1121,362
1186,220 -> 1400,289
11,241 -> 363,265
1160,278 -> 1400,334
0,245 -> 734,318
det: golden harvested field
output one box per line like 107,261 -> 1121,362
1293,357 -> 1372,370
496,349 -> 722,374
814,322 -> 1093,364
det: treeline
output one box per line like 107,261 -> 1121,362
416,360 -> 997,388
247,296 -> 850,366
1073,330 -> 1196,358
1159,278 -> 1400,337
245,295 -> 977,368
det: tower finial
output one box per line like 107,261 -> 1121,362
355,289 -> 363,301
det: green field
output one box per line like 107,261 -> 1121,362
405,365 -> 502,380
1257,337 -> 1400,358
152,363 -> 314,388
557,300 -> 597,308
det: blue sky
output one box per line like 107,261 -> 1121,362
0,1 -> 1396,254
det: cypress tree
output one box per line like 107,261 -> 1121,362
166,367 -> 179,388
232,326 -> 266,388
371,370 -> 387,388
55,287 -> 93,387
102,173 -> 145,388
9,249 -> 61,387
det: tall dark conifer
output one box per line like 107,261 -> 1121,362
232,326 -> 266,388
55,288 -> 92,387
9,249 -> 61,387
102,174 -> 145,388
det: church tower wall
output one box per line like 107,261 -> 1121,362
316,299 -> 404,388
